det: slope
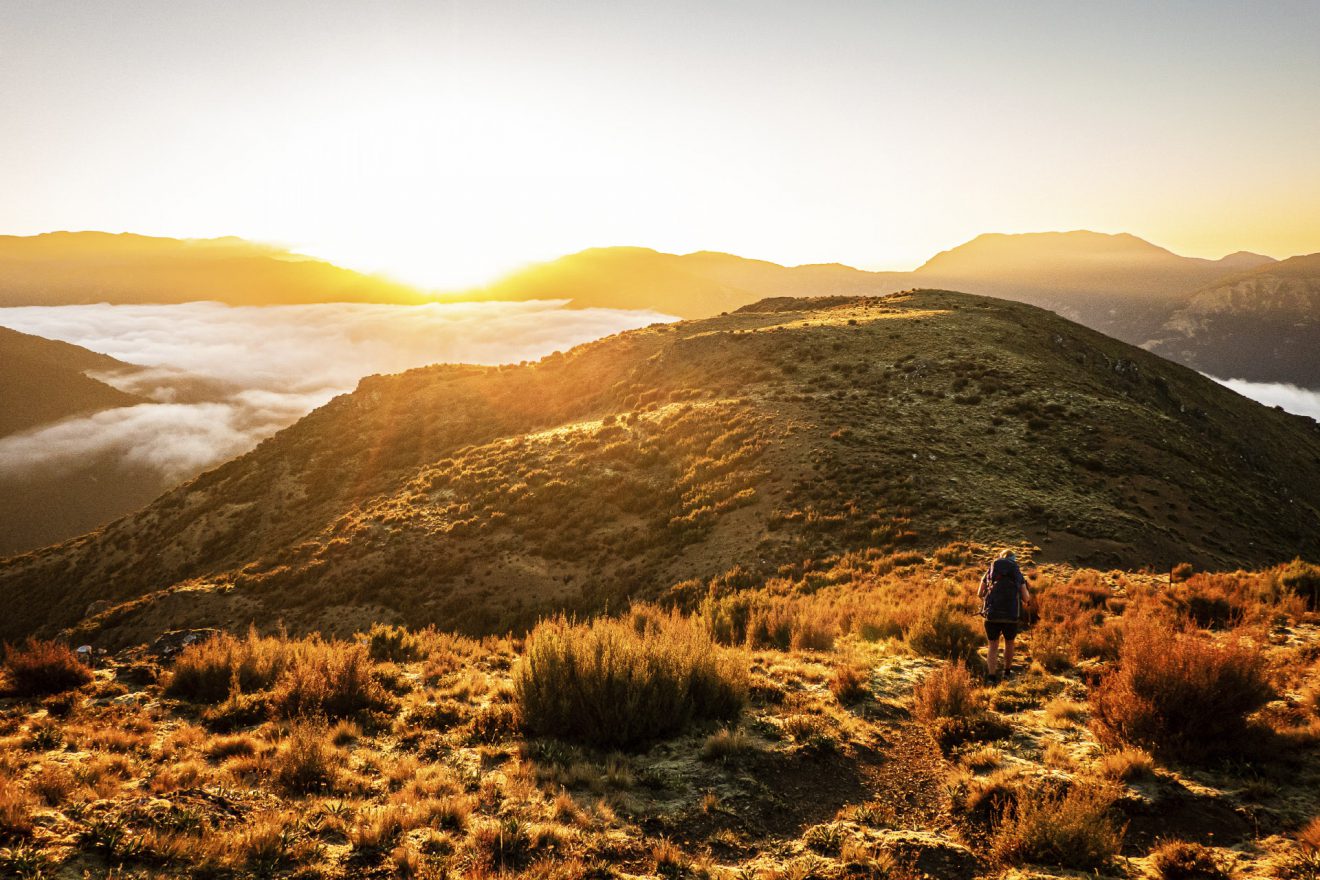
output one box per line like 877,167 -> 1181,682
1146,253 -> 1320,387
3,290 -> 1319,647
0,231 -> 427,306
0,326 -> 142,437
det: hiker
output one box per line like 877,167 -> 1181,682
978,549 -> 1031,682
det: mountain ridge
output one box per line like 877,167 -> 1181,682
0,231 -> 428,306
4,289 -> 1318,647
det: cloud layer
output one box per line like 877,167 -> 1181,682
1214,377 -> 1320,422
0,300 -> 674,482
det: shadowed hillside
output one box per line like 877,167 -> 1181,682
1147,253 -> 1320,386
0,327 -> 144,437
0,232 -> 427,306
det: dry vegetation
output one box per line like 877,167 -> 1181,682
2,546 -> 1319,879
6,291 -> 1320,649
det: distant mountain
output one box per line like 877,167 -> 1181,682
466,247 -> 909,318
0,327 -> 142,437
471,232 -> 1320,388
0,329 -> 160,555
1146,253 -> 1320,387
0,232 -> 427,306
5,290 -> 1318,646
909,231 -> 1277,343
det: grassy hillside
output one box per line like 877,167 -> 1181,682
1,553 -> 1318,880
0,327 -> 143,438
4,290 -> 1319,647
0,232 -> 426,306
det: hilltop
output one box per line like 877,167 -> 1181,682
0,232 -> 426,306
467,232 -> 1319,388
4,290 -> 1319,647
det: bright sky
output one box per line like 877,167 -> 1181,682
3,0 -> 1318,289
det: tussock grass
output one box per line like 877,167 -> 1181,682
990,782 -> 1123,870
0,774 -> 34,840
1092,617 -> 1274,761
3,638 -> 92,697
1096,747 -> 1156,782
514,607 -> 746,749
164,628 -> 286,703
1150,840 -> 1234,879
905,601 -> 981,662
166,629 -> 392,721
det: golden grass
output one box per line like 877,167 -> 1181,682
514,607 -> 746,749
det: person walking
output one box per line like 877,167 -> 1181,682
978,549 -> 1031,683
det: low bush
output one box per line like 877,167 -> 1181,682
1091,617 -> 1274,761
990,782 -> 1123,870
362,623 -> 426,663
270,640 -> 393,720
273,725 -> 341,794
1280,559 -> 1320,611
0,775 -> 34,840
1149,840 -> 1233,879
906,602 -> 981,662
3,639 -> 93,697
913,663 -> 982,722
829,665 -> 869,704
164,629 -> 287,704
514,608 -> 747,749
914,663 -> 1010,749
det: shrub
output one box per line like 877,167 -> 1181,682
914,663 -> 1009,749
701,728 -> 755,762
829,665 -> 869,704
0,776 -> 34,841
514,608 -> 747,749
3,639 -> 92,697
269,640 -> 393,720
165,629 -> 286,704
906,603 -> 981,662
913,663 -> 983,722
1096,747 -> 1156,782
990,782 -> 1123,870
1280,559 -> 1320,610
273,725 -> 341,795
362,624 -> 426,663
1091,618 -> 1274,761
1150,840 -> 1233,879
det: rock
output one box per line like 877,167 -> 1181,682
149,628 -> 221,658
876,829 -> 979,880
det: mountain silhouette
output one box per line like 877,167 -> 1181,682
0,231 -> 427,306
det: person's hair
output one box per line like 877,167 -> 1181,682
998,549 -> 1016,561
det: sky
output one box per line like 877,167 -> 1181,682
3,0 -> 1319,288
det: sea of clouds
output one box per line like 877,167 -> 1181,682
0,300 -> 675,482
1213,377 -> 1320,422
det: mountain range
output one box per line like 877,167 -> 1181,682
0,231 -> 424,307
3,229 -> 1316,390
3,290 -> 1317,646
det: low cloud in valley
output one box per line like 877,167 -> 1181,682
0,300 -> 674,482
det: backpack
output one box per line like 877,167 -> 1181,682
982,559 -> 1021,622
